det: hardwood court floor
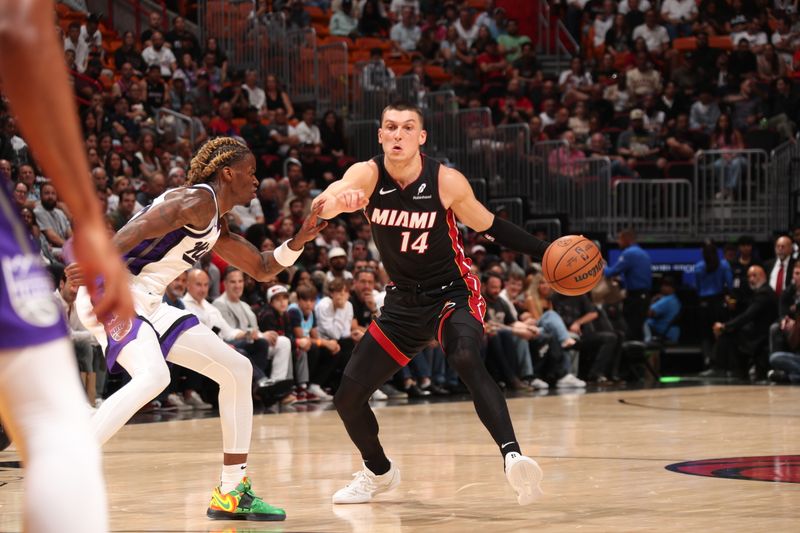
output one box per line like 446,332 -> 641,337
1,385 -> 799,532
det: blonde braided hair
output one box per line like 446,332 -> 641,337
187,137 -> 251,184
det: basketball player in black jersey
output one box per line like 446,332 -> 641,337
313,103 -> 551,506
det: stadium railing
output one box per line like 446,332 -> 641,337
611,179 -> 694,241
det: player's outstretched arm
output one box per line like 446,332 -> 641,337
0,0 -> 133,320
310,161 -> 375,219
214,200 -> 328,282
440,167 -> 550,260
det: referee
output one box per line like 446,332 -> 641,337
605,228 -> 652,341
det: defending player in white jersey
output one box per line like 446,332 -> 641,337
69,137 -> 326,521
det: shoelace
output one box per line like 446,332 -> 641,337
237,481 -> 266,505
347,470 -> 376,492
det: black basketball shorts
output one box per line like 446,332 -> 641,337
367,273 -> 486,366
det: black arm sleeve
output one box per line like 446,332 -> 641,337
480,216 -> 550,260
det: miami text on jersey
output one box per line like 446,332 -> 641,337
370,208 -> 438,229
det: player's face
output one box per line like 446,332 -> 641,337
378,110 -> 427,161
225,153 -> 258,206
225,271 -> 244,300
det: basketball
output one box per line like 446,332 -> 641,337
542,235 -> 604,296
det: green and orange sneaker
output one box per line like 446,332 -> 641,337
206,477 -> 286,521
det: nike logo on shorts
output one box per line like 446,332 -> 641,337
379,187 -> 396,195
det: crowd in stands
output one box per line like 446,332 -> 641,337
316,0 -> 799,190
1,0 -> 799,413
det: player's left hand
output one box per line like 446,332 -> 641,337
292,199 -> 328,246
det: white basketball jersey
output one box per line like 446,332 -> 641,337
123,183 -> 221,295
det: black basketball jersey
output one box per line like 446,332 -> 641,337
366,154 -> 472,288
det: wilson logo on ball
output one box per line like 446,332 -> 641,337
574,260 -> 604,282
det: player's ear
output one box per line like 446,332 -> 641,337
419,129 -> 427,146
377,128 -> 383,144
221,166 -> 233,182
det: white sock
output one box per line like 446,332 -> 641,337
220,463 -> 247,493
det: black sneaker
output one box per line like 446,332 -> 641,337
428,383 -> 451,396
404,384 -> 431,398
768,369 -> 790,384
698,368 -> 726,378
255,379 -> 295,405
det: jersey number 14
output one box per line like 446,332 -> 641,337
399,231 -> 429,254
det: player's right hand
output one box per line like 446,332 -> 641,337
71,222 -> 134,322
335,188 -> 369,212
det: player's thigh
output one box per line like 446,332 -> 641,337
166,324 -> 252,380
0,338 -> 91,452
343,329 -> 406,391
440,307 -> 485,354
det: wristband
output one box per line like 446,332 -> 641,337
273,240 -> 303,267
481,216 -> 550,259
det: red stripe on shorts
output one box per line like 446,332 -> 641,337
368,322 -> 411,367
436,308 -> 456,346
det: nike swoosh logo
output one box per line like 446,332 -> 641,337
212,492 -> 237,512
379,188 -> 396,195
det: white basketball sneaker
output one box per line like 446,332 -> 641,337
332,461 -> 401,504
504,452 -> 543,505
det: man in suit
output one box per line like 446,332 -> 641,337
708,265 -> 777,380
763,235 -> 794,299
769,263 -> 800,355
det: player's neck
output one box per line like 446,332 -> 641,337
383,153 -> 422,188
213,183 -> 235,215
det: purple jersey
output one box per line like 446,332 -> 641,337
0,177 -> 66,349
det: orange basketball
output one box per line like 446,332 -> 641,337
542,235 -> 604,296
